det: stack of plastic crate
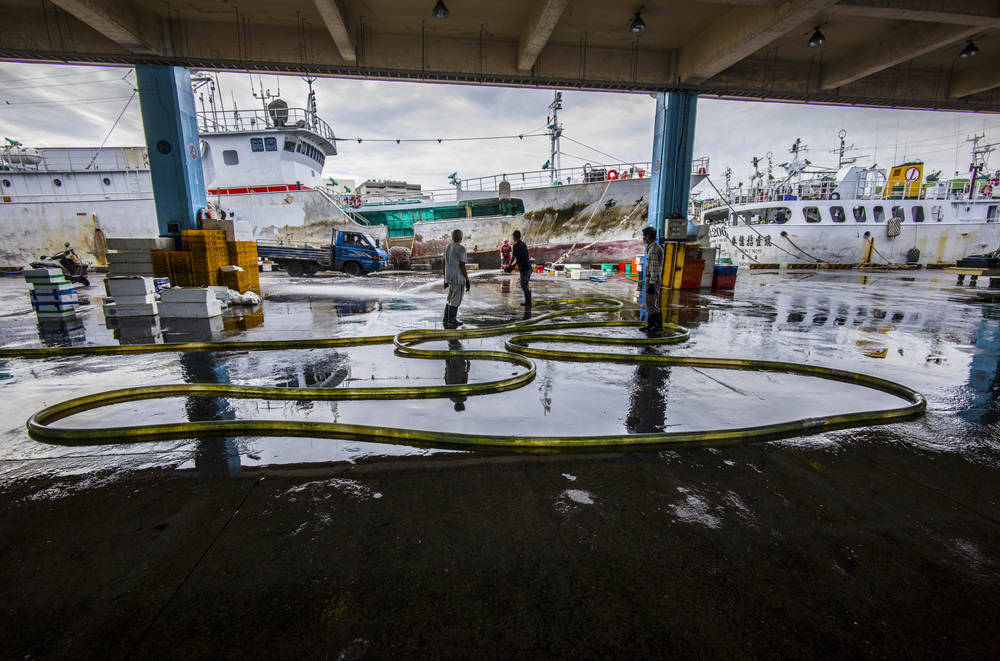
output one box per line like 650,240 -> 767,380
182,229 -> 227,288
24,268 -> 78,320
103,276 -> 157,318
225,241 -> 260,293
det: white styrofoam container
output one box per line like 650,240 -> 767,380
104,302 -> 158,317
22,267 -> 63,279
34,308 -> 79,319
112,294 -> 157,305
106,250 -> 155,265
107,263 -> 156,276
219,219 -> 253,242
33,300 -> 80,312
106,276 -> 155,297
158,299 -> 223,318
160,288 -> 215,304
106,237 -> 175,251
30,290 -> 79,304
30,283 -> 77,296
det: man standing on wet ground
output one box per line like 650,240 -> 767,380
641,226 -> 663,334
511,230 -> 531,307
443,228 -> 470,329
500,239 -> 512,272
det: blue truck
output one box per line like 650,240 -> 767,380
257,229 -> 389,277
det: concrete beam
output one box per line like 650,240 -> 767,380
312,0 -> 356,63
517,0 -> 570,71
949,57 -> 1000,97
828,0 -> 1000,26
676,0 -> 839,85
820,22 -> 980,90
48,0 -> 159,55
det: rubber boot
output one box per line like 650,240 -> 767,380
646,312 -> 663,335
639,315 -> 652,333
450,305 -> 464,327
444,305 -> 457,329
521,291 -> 532,307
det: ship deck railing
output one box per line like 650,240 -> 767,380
197,108 -> 337,143
458,158 -> 709,193
705,179 -> 996,208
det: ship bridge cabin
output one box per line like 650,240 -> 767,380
198,102 -> 337,194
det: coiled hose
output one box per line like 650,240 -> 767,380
0,297 -> 925,452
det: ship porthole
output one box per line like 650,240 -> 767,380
53,179 -> 62,187
102,177 -> 111,186
1,179 -> 9,187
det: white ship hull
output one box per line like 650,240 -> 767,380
706,198 -> 1000,267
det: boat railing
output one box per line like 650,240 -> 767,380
0,147 -> 148,172
0,190 -> 154,203
197,108 -> 337,143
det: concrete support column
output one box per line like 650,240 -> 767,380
647,91 -> 698,239
135,65 -> 207,235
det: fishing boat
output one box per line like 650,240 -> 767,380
702,133 -> 1000,268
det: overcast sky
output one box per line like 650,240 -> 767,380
2,62 -> 998,197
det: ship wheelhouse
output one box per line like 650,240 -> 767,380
198,103 -> 337,193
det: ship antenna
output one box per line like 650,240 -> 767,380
303,76 -> 317,130
548,91 -> 563,185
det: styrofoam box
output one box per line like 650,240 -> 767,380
106,250 -> 155,265
34,300 -> 80,312
160,288 -> 215,304
107,263 -> 156,276
104,302 -> 158,317
220,265 -> 243,273
106,237 -> 175,251
219,219 -> 253,242
106,276 -> 155,297
31,283 -> 77,296
23,269 -> 67,284
34,308 -> 78,319
30,290 -> 79,304
158,299 -> 223,318
112,294 -> 156,305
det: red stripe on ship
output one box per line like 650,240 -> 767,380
207,184 -> 313,195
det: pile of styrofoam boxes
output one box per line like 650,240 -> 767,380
159,287 -> 223,318
569,268 -> 604,280
103,276 -> 157,318
24,268 -> 79,319
105,237 -> 176,278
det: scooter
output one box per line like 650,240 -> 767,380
31,243 -> 90,287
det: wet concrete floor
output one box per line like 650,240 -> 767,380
1,266 -> 999,658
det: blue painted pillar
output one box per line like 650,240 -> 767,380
647,91 -> 698,238
135,65 -> 206,235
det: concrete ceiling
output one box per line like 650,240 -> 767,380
2,0 -> 1000,111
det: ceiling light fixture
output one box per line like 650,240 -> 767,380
629,12 -> 646,33
432,1 -> 449,19
807,27 -> 825,47
960,40 -> 980,58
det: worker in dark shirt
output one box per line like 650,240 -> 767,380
511,230 -> 531,307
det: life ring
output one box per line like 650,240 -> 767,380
983,185 -> 993,197
607,169 -> 619,180
349,195 -> 362,209
830,192 -> 840,200
196,208 -> 213,223
636,169 -> 645,178
697,167 -> 706,175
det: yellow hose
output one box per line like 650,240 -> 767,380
0,297 -> 925,452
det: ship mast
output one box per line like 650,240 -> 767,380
548,91 -> 563,185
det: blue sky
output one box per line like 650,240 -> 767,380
2,62 -> 998,197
